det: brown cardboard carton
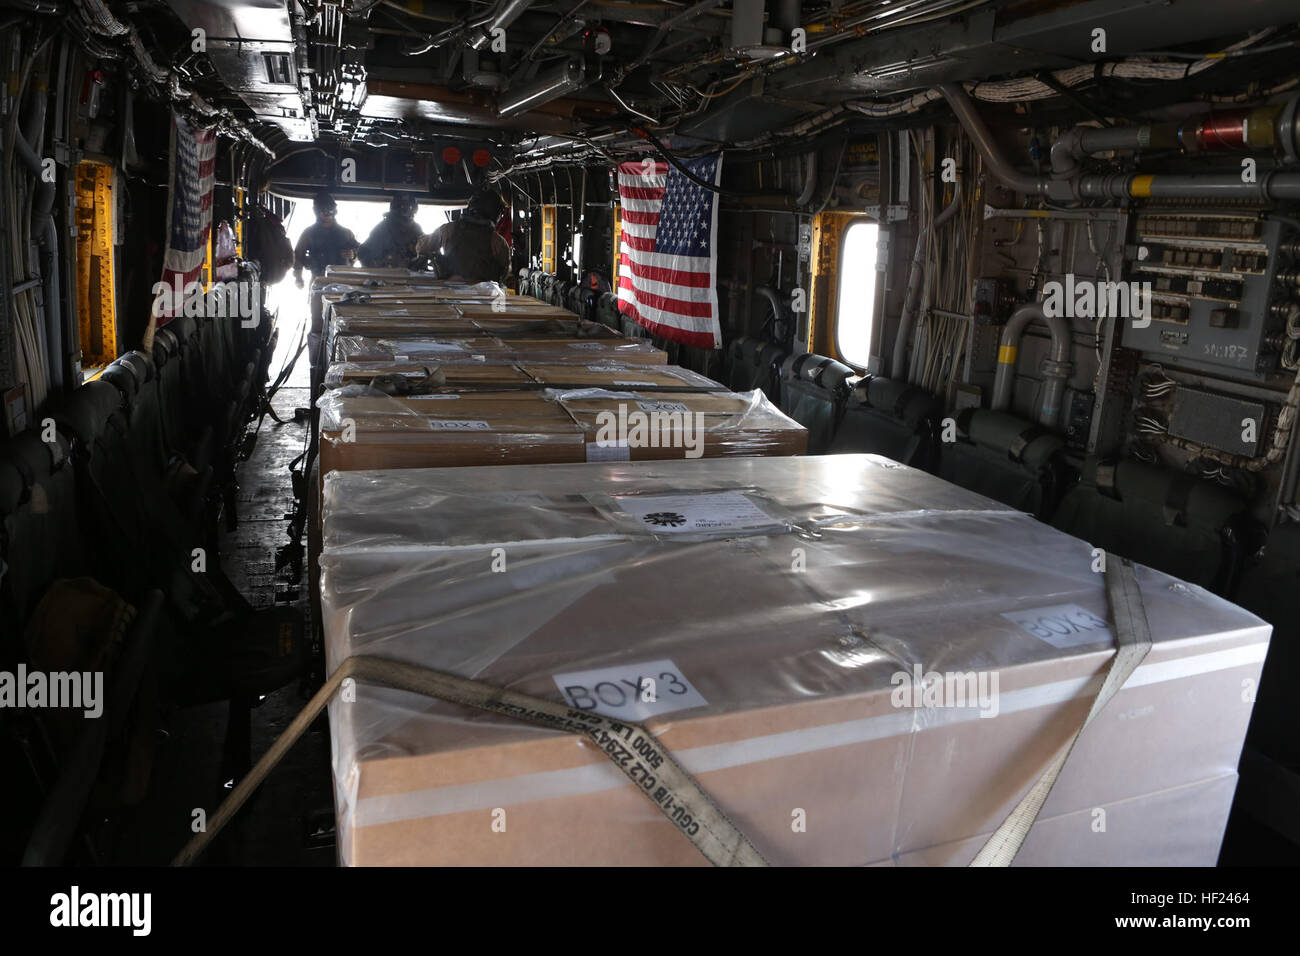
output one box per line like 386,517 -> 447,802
329,309 -> 619,340
316,388 -> 805,473
550,388 -> 807,460
322,362 -> 718,394
319,455 -> 1270,866
324,361 -> 536,391
520,364 -> 724,392
333,333 -> 667,366
324,296 -> 574,317
317,391 -> 586,474
319,268 -> 527,294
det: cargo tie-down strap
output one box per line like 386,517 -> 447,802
969,553 -> 1153,866
174,552 -> 1150,868
172,654 -> 767,867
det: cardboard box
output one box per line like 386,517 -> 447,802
551,389 -> 807,460
320,268 -> 514,291
317,391 -> 587,473
333,334 -> 667,366
324,361 -> 537,391
324,296 -> 573,318
329,310 -> 620,340
323,313 -> 611,362
316,388 -> 804,473
520,364 -> 724,392
322,362 -> 720,394
319,455 -> 1270,866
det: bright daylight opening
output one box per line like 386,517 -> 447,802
836,220 -> 880,368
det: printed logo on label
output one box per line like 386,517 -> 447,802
553,658 -> 708,720
1002,603 -> 1112,648
636,400 -> 689,412
608,491 -> 782,535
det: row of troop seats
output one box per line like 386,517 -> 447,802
519,269 -> 592,317
0,290 -> 296,864
725,334 -> 1257,598
530,278 -> 725,382
516,271 -> 725,381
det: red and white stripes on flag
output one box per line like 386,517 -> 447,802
157,113 -> 217,321
616,153 -> 723,349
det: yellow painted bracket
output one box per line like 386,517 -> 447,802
541,204 -> 557,274
74,160 -> 117,367
611,204 -> 623,288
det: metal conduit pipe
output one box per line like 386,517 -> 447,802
992,303 -> 1072,428
941,83 -> 1300,201
890,183 -> 963,379
498,59 -> 586,118
469,0 -> 535,50
755,285 -> 786,338
1048,124 -> 1178,178
795,151 -> 817,207
937,84 -> 1064,199
15,88 -> 64,391
1077,172 -> 1300,201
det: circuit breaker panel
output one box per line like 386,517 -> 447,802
1121,213 -> 1298,381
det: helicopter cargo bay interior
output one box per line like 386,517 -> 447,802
2,0 -> 1300,873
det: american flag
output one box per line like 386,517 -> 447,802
616,153 -> 723,349
158,113 -> 217,321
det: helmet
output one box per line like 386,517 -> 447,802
390,194 -> 418,217
313,191 -> 337,214
466,188 -> 505,224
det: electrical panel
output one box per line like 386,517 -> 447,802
1121,213 -> 1297,381
971,276 -> 1013,324
1167,387 -> 1266,458
1065,391 -> 1094,456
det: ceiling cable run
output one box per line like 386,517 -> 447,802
66,0 -> 275,155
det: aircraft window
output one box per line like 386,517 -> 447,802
836,220 -> 880,368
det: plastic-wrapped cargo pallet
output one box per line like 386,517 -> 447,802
322,316 -> 618,365
318,455 -> 1269,866
324,299 -> 578,324
331,333 -> 666,365
322,361 -> 539,392
314,388 -> 806,473
322,361 -> 724,392
328,311 -> 621,339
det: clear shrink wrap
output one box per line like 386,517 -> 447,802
323,361 -> 537,391
322,362 -> 720,393
316,390 -> 587,473
545,388 -> 807,460
329,311 -> 619,340
519,363 -> 725,391
314,388 -> 805,473
332,334 -> 512,363
319,455 -> 1269,866
322,295 -> 571,317
332,333 -> 667,365
320,267 -> 508,296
